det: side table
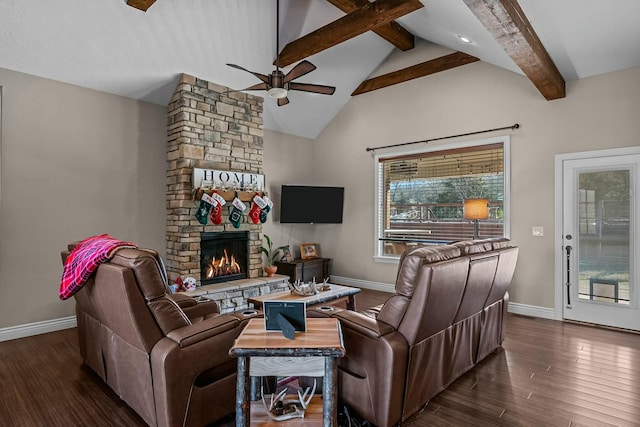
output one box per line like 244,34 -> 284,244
229,318 -> 345,426
275,258 -> 331,283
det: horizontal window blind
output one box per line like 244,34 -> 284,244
377,142 -> 506,256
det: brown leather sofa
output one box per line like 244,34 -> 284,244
61,243 -> 257,427
311,238 -> 518,427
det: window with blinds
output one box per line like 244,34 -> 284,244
375,138 -> 509,257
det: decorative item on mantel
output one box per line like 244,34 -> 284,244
193,167 -> 265,201
191,167 -> 273,226
260,234 -> 288,277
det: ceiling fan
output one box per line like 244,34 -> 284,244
226,0 -> 336,106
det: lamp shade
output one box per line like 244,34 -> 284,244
464,198 -> 489,220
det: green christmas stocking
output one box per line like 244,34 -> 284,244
229,193 -> 247,229
194,199 -> 211,225
260,194 -> 273,224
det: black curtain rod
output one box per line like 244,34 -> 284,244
365,123 -> 520,152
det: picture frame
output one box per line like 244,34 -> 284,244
300,242 -> 318,259
281,245 -> 294,263
263,301 -> 307,336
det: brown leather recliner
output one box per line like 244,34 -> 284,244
62,243 -> 257,427
320,239 -> 518,427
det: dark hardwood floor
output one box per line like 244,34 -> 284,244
1,289 -> 639,426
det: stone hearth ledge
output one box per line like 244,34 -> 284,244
181,274 -> 289,313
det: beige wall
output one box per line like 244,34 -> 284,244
312,49 -> 640,309
261,129 -> 317,260
0,68 -> 166,328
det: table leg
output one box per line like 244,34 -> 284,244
249,376 -> 261,401
323,356 -> 338,427
347,294 -> 356,311
235,356 -> 250,427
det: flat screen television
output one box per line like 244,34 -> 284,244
280,185 -> 344,224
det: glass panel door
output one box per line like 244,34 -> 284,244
577,170 -> 630,305
561,153 -> 639,331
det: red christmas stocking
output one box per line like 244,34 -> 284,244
208,191 -> 224,225
249,193 -> 266,224
199,191 -> 225,225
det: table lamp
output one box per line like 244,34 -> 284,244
464,198 -> 489,240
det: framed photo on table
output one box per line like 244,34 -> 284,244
281,245 -> 294,262
300,243 -> 318,259
263,301 -> 307,335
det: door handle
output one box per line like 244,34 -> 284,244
565,245 -> 573,308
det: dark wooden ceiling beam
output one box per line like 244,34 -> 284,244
462,0 -> 565,100
276,0 -> 424,68
326,0 -> 415,51
352,52 -> 479,95
126,0 -> 156,12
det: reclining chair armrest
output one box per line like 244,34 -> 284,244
168,293 -> 221,321
333,310 -> 395,339
169,292 -> 198,308
307,305 -> 345,318
336,319 -> 408,427
226,309 -> 262,321
152,317 -> 246,427
166,315 -> 240,348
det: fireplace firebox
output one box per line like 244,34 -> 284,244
200,231 -> 249,285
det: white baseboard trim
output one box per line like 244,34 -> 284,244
0,316 -> 77,343
331,275 -> 395,293
332,276 -> 556,320
507,302 -> 556,320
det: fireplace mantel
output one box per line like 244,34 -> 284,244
194,188 -> 264,203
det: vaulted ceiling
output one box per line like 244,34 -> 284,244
1,0 -> 639,139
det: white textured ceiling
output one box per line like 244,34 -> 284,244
1,0 -> 639,139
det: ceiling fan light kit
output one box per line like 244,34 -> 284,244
226,0 -> 335,106
268,87 -> 288,99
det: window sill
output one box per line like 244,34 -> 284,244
373,255 -> 400,264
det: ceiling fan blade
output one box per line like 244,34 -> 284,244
277,97 -> 290,107
226,63 -> 270,84
283,60 -> 317,83
289,82 -> 336,95
224,82 -> 269,95
244,82 -> 269,91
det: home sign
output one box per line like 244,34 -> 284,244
193,168 -> 265,191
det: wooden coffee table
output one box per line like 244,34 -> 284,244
229,317 -> 346,426
247,283 -> 360,311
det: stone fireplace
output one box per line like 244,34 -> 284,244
165,74 -> 288,311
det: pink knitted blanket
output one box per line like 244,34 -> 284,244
59,234 -> 138,300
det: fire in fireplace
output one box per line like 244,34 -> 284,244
205,248 -> 241,279
200,231 -> 249,285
